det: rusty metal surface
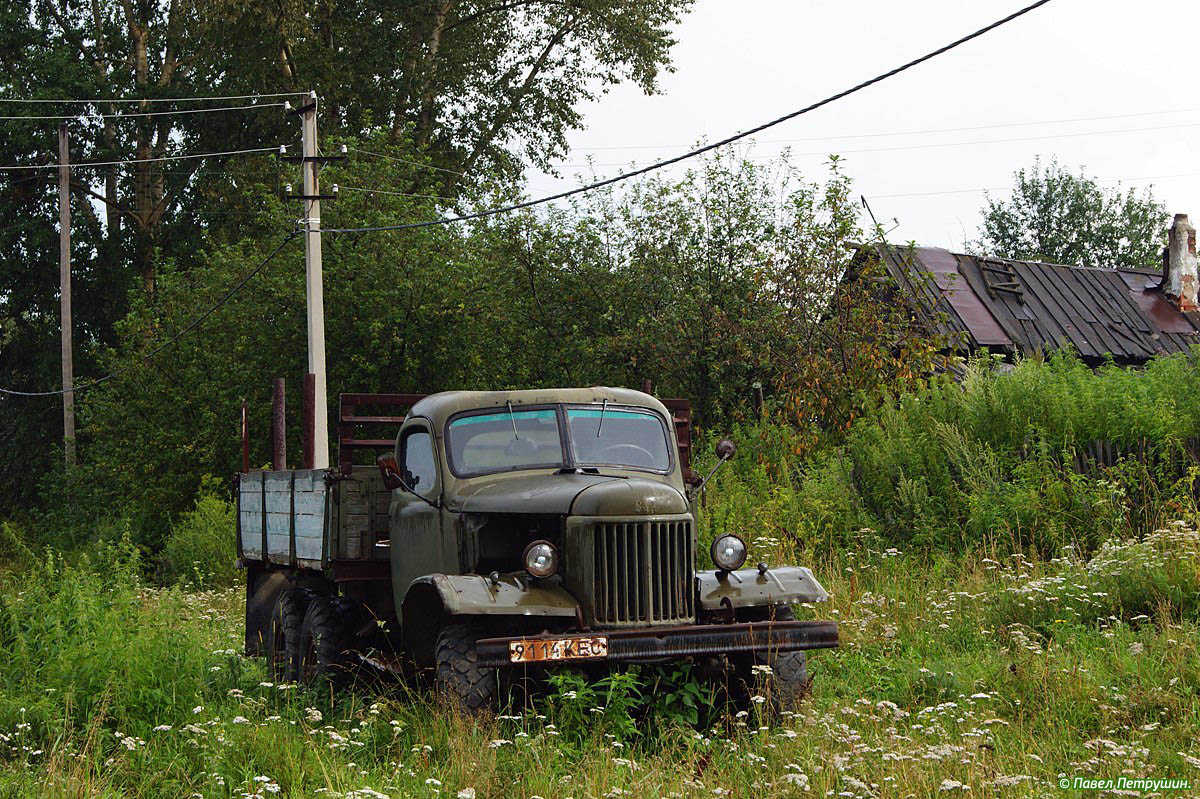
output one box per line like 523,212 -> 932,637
1120,270 -> 1199,335
302,373 -> 316,470
475,619 -> 839,666
272,378 -> 286,470
877,245 -> 1200,364
241,399 -> 250,473
337,393 -> 424,474
921,248 -> 1013,347
660,397 -> 698,486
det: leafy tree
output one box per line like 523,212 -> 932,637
39,149 -> 955,547
975,157 -> 1167,270
0,0 -> 692,518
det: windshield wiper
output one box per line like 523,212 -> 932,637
596,399 -> 608,438
506,400 -> 519,439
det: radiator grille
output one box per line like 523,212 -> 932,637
593,520 -> 694,625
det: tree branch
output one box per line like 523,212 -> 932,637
460,14 -> 577,174
444,0 -> 564,32
45,0 -> 95,64
70,179 -> 136,220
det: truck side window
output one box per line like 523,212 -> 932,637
401,430 -> 437,496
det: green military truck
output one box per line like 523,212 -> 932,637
238,387 -> 837,710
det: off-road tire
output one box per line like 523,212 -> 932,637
266,588 -> 309,682
757,648 -> 808,712
434,623 -> 497,713
733,605 -> 809,714
297,595 -> 369,686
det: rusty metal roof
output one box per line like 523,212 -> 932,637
877,246 -> 1200,364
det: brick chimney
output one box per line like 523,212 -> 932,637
1163,213 -> 1199,312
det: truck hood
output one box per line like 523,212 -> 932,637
450,472 -> 687,516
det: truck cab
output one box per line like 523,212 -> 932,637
238,387 -> 837,711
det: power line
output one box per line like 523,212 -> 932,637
337,185 -> 448,201
321,0 -> 1056,234
0,92 -> 305,104
864,170 -> 1200,200
558,120 -> 1200,168
565,106 -> 1200,152
0,102 -> 288,121
0,146 -> 281,171
0,231 -> 300,398
346,147 -> 465,176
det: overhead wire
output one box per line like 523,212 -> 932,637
0,102 -> 288,121
337,185 -> 449,201
346,147 -> 465,176
0,0 -> 1059,395
0,92 -> 305,104
0,146 -> 281,171
863,170 -> 1200,200
320,0 -> 1057,234
556,120 -> 1200,168
566,106 -> 1200,151
0,231 -> 301,397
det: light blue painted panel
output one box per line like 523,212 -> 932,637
264,489 -> 291,516
265,512 -> 292,536
238,470 -> 328,564
292,493 -> 326,515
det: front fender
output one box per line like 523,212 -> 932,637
696,566 -> 829,611
408,573 -> 580,617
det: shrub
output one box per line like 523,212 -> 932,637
695,349 -> 1200,558
985,521 -> 1200,635
0,540 -> 221,750
158,477 -> 238,587
0,521 -> 33,568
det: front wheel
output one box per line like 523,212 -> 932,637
731,605 -> 809,714
434,623 -> 497,713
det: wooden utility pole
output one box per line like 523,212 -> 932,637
58,124 -> 76,466
299,92 -> 329,469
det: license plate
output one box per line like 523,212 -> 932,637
509,635 -> 608,663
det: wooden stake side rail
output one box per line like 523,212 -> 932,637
338,393 -> 425,475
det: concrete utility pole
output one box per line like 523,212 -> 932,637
299,92 -> 329,468
58,124 -> 76,466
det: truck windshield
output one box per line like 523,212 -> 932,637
567,407 -> 671,471
446,408 -> 564,476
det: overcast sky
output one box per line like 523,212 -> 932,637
525,0 -> 1199,251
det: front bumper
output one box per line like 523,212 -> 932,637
476,620 -> 839,667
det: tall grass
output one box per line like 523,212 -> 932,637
0,520 -> 1196,796
0,349 -> 1197,795
697,350 -> 1200,562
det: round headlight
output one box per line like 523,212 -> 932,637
710,534 -> 747,572
523,540 -> 559,578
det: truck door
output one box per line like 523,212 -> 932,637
389,419 -> 450,593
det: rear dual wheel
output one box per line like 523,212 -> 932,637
265,588 -> 309,682
266,590 -> 372,686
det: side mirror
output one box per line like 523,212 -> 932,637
691,437 -> 736,499
376,453 -> 404,491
